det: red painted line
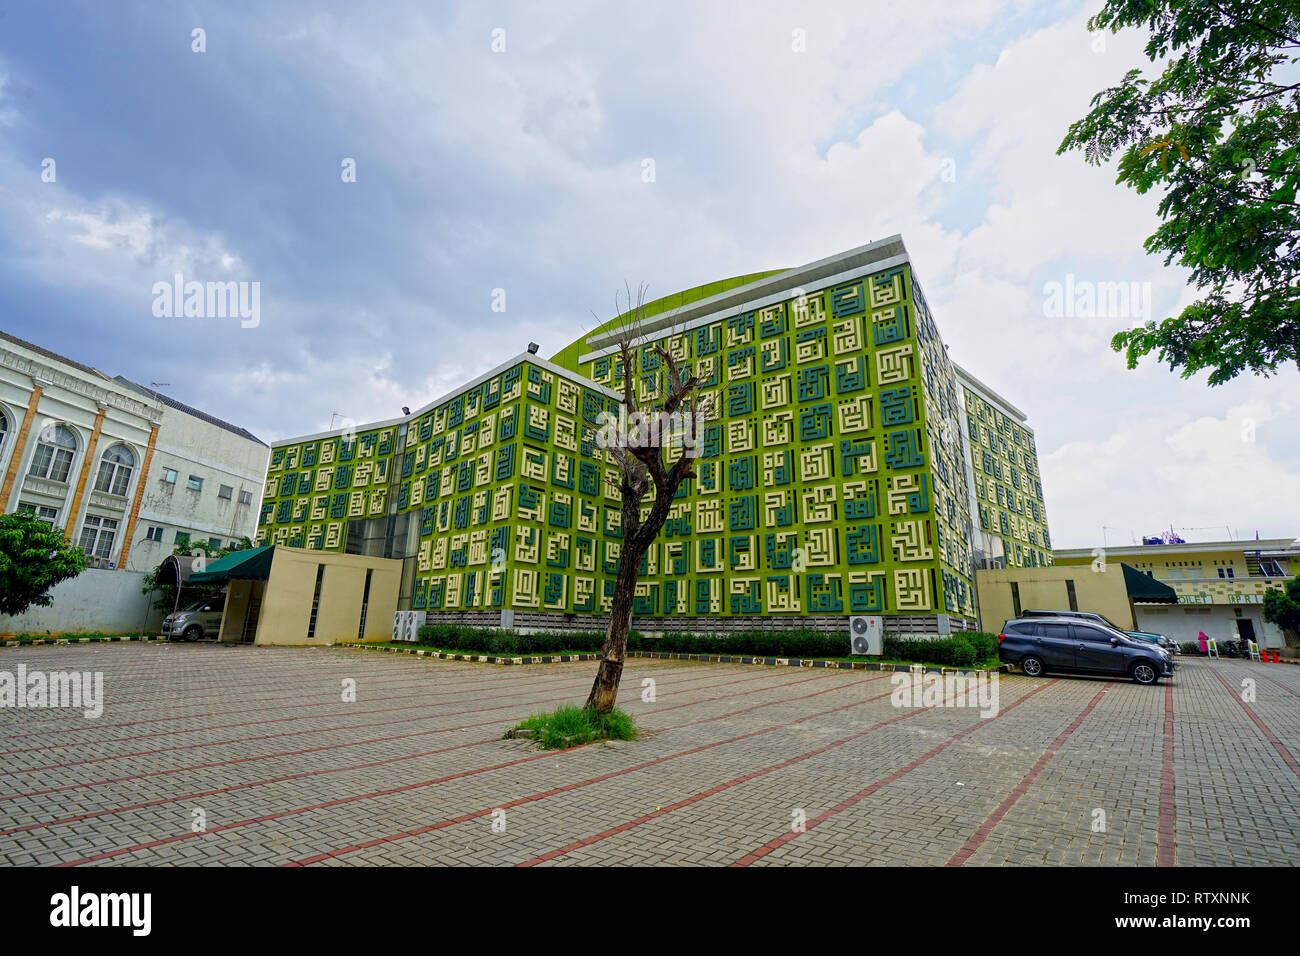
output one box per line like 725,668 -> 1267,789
0,665 -> 646,743
288,675 -> 894,867
1,737 -> 498,836
946,683 -> 1111,866
5,663 -> 754,770
1250,666 -> 1300,700
0,663 -> 525,718
56,672 -> 889,866
1,668 -> 837,825
1208,667 -> 1300,777
730,679 -> 1059,866
518,676 -> 1031,867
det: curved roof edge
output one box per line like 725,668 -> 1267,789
551,235 -> 907,368
549,270 -> 788,370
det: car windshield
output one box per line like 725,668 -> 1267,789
182,598 -> 222,612
1125,631 -> 1159,643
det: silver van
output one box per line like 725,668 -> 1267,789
162,596 -> 225,641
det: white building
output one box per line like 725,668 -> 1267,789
0,330 -> 267,591
111,377 -> 268,570
1054,537 -> 1300,650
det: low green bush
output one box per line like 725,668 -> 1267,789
413,623 -> 999,665
415,624 -> 617,655
884,633 -> 999,666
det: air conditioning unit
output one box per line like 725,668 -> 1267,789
392,610 -> 420,643
849,615 -> 883,655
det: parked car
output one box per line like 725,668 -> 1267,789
1125,629 -> 1179,655
161,596 -> 225,641
999,615 -> 1174,685
1022,608 -> 1129,630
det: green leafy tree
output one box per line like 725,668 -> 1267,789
1060,1 -> 1300,384
1263,577 -> 1300,637
0,512 -> 89,617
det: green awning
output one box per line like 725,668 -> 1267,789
188,546 -> 275,584
1121,562 -> 1178,603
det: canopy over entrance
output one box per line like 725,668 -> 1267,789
189,546 -> 275,585
1121,563 -> 1178,603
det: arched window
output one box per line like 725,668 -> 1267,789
27,424 -> 77,483
95,444 -> 136,496
0,409 -> 9,457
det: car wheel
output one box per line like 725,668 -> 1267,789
183,625 -> 203,642
1131,661 -> 1159,685
1020,655 -> 1046,677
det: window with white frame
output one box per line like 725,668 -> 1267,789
146,525 -> 164,542
186,475 -> 203,492
94,444 -> 136,497
27,424 -> 77,483
78,515 -> 119,560
238,490 -> 253,505
162,468 -> 177,484
0,408 -> 9,457
17,502 -> 58,526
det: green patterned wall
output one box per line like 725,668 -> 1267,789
962,388 -> 1052,568
554,263 -> 978,620
259,360 -> 626,615
256,254 -> 1052,624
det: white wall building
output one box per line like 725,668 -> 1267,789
0,330 -> 267,633
111,377 -> 268,570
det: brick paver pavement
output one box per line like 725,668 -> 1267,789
0,644 -> 1296,866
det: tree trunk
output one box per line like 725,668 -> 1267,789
584,554 -> 639,713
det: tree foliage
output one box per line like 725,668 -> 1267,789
1263,576 -> 1300,635
1060,0 -> 1300,384
0,512 -> 89,617
140,536 -> 253,613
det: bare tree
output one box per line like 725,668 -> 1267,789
584,285 -> 714,714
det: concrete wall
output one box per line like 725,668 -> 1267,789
218,579 -> 264,642
0,567 -> 161,636
1135,604 -> 1287,650
976,565 -> 1135,633
425,608 -> 977,637
253,547 -> 401,645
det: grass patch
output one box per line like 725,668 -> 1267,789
508,704 -> 638,750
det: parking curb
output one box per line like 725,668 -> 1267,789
0,634 -> 162,648
332,642 -> 1010,675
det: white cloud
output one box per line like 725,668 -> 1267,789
1,2 -> 1296,550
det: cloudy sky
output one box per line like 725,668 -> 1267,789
1,0 -> 1295,549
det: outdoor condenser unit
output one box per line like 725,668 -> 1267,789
849,615 -> 883,655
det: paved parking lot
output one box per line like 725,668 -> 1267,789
1,643 -> 1297,866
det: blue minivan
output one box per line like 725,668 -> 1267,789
999,615 -> 1174,685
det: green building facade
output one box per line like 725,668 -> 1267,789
256,237 -> 1052,633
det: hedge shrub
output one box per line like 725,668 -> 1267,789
413,624 -> 999,665
415,624 -> 615,655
